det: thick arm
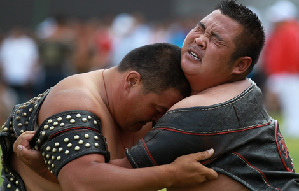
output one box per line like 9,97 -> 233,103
15,138 -> 217,190
58,150 -> 216,191
14,112 -> 217,190
30,110 -> 110,176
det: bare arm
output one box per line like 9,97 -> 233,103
58,151 -> 216,191
14,134 -> 217,191
13,75 -> 218,190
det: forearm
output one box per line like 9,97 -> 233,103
109,157 -> 132,168
58,151 -> 217,191
58,156 -> 174,191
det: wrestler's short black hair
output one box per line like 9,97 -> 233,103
117,43 -> 191,97
215,0 -> 265,74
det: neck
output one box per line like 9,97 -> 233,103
102,69 -> 111,111
190,78 -> 248,95
100,68 -> 122,129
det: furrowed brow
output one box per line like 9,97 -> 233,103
198,22 -> 206,30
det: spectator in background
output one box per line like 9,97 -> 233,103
91,18 -> 113,70
71,17 -> 113,73
149,21 -> 171,44
71,19 -> 99,74
0,27 -> 39,103
110,13 -> 152,66
37,15 -> 75,92
0,76 -> 18,125
246,6 -> 267,92
167,18 -> 189,48
263,0 -> 299,137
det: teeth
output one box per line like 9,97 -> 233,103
189,51 -> 200,60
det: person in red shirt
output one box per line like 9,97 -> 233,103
263,0 -> 299,137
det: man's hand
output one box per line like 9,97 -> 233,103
13,131 -> 58,183
13,131 -> 44,168
168,149 -> 218,188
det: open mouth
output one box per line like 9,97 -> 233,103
188,51 -> 201,61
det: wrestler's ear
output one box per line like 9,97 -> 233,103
232,56 -> 252,75
124,71 -> 142,91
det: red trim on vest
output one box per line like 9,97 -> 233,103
49,127 -> 99,139
275,120 -> 294,172
154,121 -> 271,136
142,138 -> 158,166
233,152 -> 282,191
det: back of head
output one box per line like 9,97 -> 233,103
215,0 -> 265,74
118,43 -> 191,97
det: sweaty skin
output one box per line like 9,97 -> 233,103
12,68 -> 218,191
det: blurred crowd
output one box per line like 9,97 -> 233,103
0,12 -> 197,125
0,0 -> 299,137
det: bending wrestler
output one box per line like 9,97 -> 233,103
0,43 -> 217,191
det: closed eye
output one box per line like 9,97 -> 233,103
211,31 -> 223,42
211,32 -> 226,47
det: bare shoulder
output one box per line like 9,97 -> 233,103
38,71 -> 104,123
170,79 -> 251,110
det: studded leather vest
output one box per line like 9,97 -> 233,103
126,81 -> 299,190
0,89 -> 110,191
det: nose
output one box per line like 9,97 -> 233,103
194,35 -> 207,49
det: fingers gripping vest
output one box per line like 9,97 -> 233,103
30,110 -> 110,176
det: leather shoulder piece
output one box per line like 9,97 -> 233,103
0,88 -> 51,138
0,89 -> 51,191
30,110 -> 110,176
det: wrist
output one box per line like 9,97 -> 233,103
162,164 -> 176,188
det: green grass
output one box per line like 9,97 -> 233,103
285,138 -> 299,172
269,112 -> 299,171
